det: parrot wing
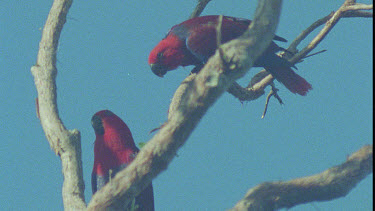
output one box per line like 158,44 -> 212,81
185,16 -> 287,63
186,23 -> 218,62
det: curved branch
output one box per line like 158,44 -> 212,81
289,7 -> 372,53
87,0 -> 283,209
30,0 -> 86,209
227,0 -> 372,104
287,13 -> 333,53
230,145 -> 373,211
289,1 -> 372,64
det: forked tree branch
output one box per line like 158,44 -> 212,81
226,0 -> 372,106
87,0 -> 283,209
230,145 -> 373,211
32,0 -> 371,210
170,0 -> 372,119
30,0 -> 86,210
289,0 -> 372,64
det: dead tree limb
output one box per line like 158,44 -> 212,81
230,145 -> 373,211
30,0 -> 86,209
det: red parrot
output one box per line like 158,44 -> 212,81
148,15 -> 312,96
91,110 -> 154,211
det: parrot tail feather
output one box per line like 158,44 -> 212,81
267,66 -> 312,96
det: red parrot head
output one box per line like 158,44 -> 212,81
91,110 -> 136,150
148,34 -> 189,77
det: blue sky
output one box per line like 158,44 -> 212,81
1,0 -> 372,210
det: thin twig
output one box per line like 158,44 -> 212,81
303,49 -> 327,59
190,0 -> 212,18
342,10 -> 373,17
262,85 -> 283,119
262,90 -> 273,119
216,15 -> 223,48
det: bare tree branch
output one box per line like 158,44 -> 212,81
32,0 -> 371,209
289,1 -> 372,64
172,1 -> 372,119
230,145 -> 373,211
289,9 -> 372,53
30,0 -> 86,209
190,0 -> 212,18
226,0 -> 372,106
287,13 -> 333,53
87,0 -> 283,209
342,10 -> 373,17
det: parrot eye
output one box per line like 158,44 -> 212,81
156,52 -> 164,62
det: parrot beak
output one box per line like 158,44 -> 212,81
150,63 -> 167,77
